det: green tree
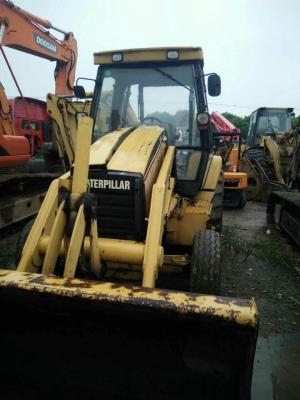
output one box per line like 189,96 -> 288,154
292,115 -> 300,128
174,110 -> 189,126
146,111 -> 175,125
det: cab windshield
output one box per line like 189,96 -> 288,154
256,109 -> 292,134
94,64 -> 201,148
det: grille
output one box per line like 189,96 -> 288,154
88,169 -> 146,241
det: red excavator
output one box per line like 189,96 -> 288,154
0,0 -> 77,171
0,0 -> 80,228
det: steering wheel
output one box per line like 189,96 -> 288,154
142,116 -> 178,144
142,116 -> 165,125
142,117 -> 179,145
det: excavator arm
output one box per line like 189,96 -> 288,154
0,0 -> 77,95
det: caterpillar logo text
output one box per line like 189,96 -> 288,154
34,33 -> 57,54
89,179 -> 131,190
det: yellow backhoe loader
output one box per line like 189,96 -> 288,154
0,47 -> 258,400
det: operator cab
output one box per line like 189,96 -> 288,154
88,47 -> 221,197
247,107 -> 294,146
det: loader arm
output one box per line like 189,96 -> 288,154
262,136 -> 285,184
46,93 -> 92,168
18,116 -> 174,289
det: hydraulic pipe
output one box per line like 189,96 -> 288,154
6,1 -> 69,35
0,46 -> 35,155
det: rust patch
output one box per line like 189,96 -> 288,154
231,298 -> 250,308
227,309 -> 242,319
130,287 -> 154,294
109,282 -> 130,290
186,294 -> 198,302
157,291 -> 171,300
29,275 -> 51,285
62,279 -> 93,289
29,275 -> 92,289
214,296 -> 250,308
214,297 -> 231,305
205,307 -> 217,316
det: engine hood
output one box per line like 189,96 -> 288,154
89,125 -> 165,175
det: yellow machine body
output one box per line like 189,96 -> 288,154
0,47 -> 258,400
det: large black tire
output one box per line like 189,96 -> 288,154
209,171 -> 224,233
15,219 -> 35,267
190,229 -> 221,295
238,189 -> 247,209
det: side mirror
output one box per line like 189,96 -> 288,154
208,74 -> 221,97
73,85 -> 87,99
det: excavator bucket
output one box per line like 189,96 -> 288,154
0,269 -> 258,400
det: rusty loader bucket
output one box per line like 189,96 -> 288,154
0,269 -> 258,400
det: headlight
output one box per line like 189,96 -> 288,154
166,50 -> 179,60
197,112 -> 210,125
112,53 -> 123,62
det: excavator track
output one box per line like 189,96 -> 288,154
0,172 -> 59,229
267,190 -> 300,246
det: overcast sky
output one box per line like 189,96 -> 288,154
1,0 -> 299,116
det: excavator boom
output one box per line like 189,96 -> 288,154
0,0 -> 77,94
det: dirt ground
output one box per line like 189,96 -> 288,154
222,202 -> 300,400
0,219 -> 24,270
0,202 -> 299,399
222,201 -> 300,336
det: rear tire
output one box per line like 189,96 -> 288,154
190,230 -> 221,295
209,171 -> 224,232
238,190 -> 247,209
15,219 -> 34,267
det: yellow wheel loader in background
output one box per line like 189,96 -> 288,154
240,107 -> 294,201
0,47 -> 258,400
240,107 -> 300,246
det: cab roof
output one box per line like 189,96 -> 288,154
254,107 -> 294,113
94,47 -> 203,65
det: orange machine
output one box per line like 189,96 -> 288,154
211,112 -> 248,208
0,0 -> 77,169
0,81 -> 30,167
